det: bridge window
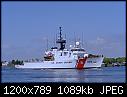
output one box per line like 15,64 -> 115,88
64,52 -> 68,56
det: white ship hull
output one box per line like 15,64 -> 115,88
85,57 -> 104,68
15,57 -> 104,69
15,27 -> 104,69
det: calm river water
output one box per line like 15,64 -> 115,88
1,66 -> 125,83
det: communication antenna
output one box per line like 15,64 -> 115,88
54,31 -> 56,46
65,34 -> 66,40
60,27 -> 62,39
83,32 -> 87,50
65,33 -> 67,47
74,32 -> 76,46
56,33 -> 57,47
46,38 -> 48,51
82,32 -> 83,47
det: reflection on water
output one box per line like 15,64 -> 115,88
1,66 -> 125,83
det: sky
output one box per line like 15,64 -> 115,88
1,1 -> 126,61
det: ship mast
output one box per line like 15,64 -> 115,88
56,27 -> 66,50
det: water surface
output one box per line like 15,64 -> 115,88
1,66 -> 125,83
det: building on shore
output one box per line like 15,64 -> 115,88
2,61 -> 8,66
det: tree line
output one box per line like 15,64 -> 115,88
103,57 -> 125,64
8,60 -> 24,65
103,57 -> 126,67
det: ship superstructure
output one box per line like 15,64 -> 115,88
15,27 -> 103,69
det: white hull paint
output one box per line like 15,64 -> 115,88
15,61 -> 76,69
85,57 -> 104,68
15,57 -> 104,69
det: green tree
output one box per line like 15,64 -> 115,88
11,60 -> 15,65
110,58 -> 116,63
103,57 -> 110,64
116,57 -> 125,63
